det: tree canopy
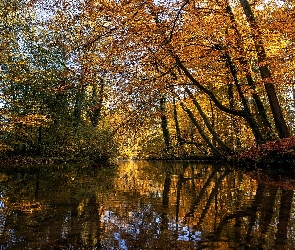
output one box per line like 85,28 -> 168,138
1,0 -> 295,162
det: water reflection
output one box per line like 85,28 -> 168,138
0,161 -> 294,249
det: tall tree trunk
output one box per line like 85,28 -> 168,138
184,87 -> 232,153
159,96 -> 172,151
89,79 -> 104,127
173,97 -> 183,146
224,50 -> 265,143
228,84 -> 241,149
73,89 -> 84,127
239,0 -> 290,138
209,99 -> 217,147
225,2 -> 276,141
180,102 -> 225,157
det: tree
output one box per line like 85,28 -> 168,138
238,0 -> 290,139
0,0 -> 118,161
1,0 -> 294,160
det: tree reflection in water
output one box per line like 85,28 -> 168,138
0,162 -> 294,249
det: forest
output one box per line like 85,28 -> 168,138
1,0 -> 295,165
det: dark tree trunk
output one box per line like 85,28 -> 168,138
159,96 -> 172,151
239,0 -> 290,138
173,98 -> 183,146
209,99 -> 217,147
228,84 -> 241,149
89,79 -> 104,127
180,102 -> 225,157
225,3 -> 275,141
175,56 -> 266,144
184,87 -> 232,153
224,50 -> 265,144
73,90 -> 84,127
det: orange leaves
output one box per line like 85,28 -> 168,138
5,0 -> 293,158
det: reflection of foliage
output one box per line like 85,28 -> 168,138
9,201 -> 43,214
0,163 -> 117,248
0,162 -> 295,249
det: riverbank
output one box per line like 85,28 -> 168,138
146,136 -> 295,170
232,136 -> 295,168
0,155 -> 114,167
0,156 -> 80,167
2,136 -> 295,168
146,155 -> 225,163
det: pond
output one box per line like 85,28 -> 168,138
0,161 -> 294,249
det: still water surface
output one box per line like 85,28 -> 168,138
0,161 -> 294,249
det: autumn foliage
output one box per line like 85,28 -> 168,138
0,0 -> 295,164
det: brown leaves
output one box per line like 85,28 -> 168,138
237,136 -> 295,165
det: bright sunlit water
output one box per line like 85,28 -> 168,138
0,161 -> 294,249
